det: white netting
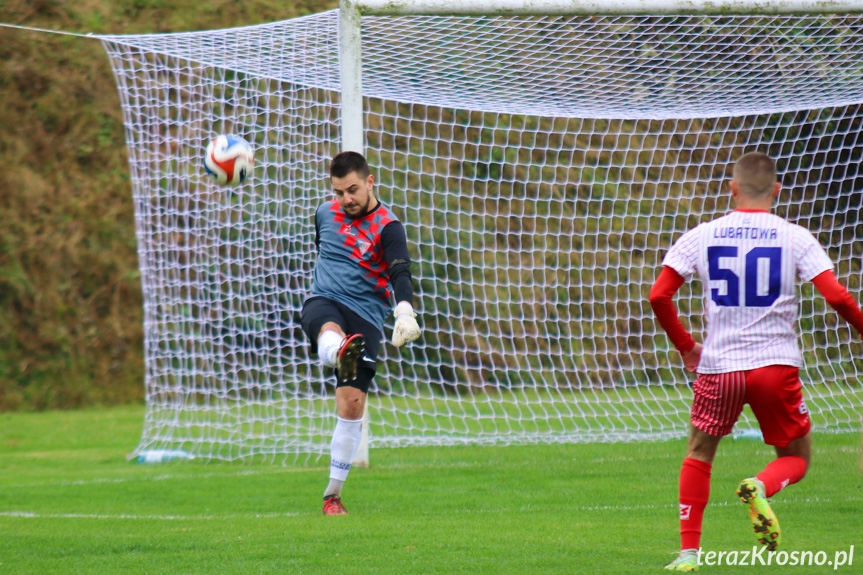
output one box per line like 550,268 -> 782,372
100,10 -> 863,462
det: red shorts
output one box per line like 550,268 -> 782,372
690,365 -> 810,447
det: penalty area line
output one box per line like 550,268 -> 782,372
3,496 -> 857,521
0,510 -> 302,520
3,466 -> 326,489
450,495 -> 854,515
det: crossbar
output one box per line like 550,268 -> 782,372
354,0 -> 863,15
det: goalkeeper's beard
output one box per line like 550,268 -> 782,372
344,193 -> 377,219
345,204 -> 369,218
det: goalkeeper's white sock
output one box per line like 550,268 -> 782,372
324,416 -> 363,498
318,330 -> 343,368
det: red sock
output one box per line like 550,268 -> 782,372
679,457 -> 712,550
756,456 -> 808,497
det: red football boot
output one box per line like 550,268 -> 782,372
337,334 -> 365,382
322,495 -> 348,516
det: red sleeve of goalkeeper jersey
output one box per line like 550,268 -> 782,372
649,266 -> 696,354
811,270 -> 863,336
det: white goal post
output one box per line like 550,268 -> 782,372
96,0 -> 863,463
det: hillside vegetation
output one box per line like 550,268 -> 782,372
0,0 -> 337,409
3,3 -> 862,412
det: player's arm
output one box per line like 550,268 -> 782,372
649,266 -> 702,373
314,204 -> 323,251
380,221 -> 421,347
810,270 -> 863,336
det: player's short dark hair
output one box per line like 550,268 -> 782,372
733,152 -> 777,197
330,151 -> 371,179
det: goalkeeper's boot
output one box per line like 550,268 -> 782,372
322,494 -> 348,516
337,334 -> 365,382
737,477 -> 781,550
664,549 -> 699,572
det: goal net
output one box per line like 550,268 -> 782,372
99,9 -> 863,462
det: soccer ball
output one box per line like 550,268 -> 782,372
204,134 -> 254,185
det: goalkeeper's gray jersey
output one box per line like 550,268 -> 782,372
308,200 -> 403,331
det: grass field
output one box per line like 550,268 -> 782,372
1,405 -> 861,574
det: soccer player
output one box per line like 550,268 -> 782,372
301,151 -> 421,516
650,152 -> 863,571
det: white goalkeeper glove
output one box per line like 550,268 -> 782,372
392,301 -> 421,347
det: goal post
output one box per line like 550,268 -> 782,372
95,2 -> 863,463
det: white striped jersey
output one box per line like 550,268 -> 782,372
662,210 -> 833,373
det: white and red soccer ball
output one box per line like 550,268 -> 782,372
204,134 -> 254,185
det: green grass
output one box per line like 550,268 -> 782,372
1,405 -> 861,574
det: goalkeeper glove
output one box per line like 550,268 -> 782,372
392,301 -> 421,347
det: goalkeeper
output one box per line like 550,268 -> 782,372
301,151 -> 421,516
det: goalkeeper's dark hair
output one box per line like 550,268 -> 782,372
331,151 -> 371,179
